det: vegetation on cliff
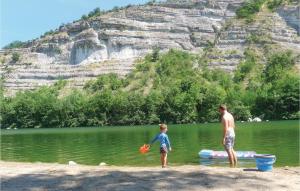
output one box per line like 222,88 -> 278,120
3,41 -> 28,49
236,0 -> 298,22
1,48 -> 299,128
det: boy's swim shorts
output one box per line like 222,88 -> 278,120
160,145 -> 168,154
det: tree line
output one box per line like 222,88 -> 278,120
1,49 -> 299,128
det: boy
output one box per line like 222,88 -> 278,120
148,124 -> 172,168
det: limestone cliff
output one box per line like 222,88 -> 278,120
0,0 -> 299,96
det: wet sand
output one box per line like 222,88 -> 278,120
1,161 -> 299,191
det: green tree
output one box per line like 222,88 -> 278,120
253,51 -> 299,119
196,83 -> 226,122
58,90 -> 87,127
144,90 -> 164,124
263,51 -> 294,83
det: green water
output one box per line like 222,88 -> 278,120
1,121 -> 299,167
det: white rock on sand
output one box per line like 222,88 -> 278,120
99,162 -> 107,166
68,161 -> 77,165
0,161 -> 299,191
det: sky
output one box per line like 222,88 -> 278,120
0,0 -> 149,48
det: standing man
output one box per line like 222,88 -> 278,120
219,104 -> 237,167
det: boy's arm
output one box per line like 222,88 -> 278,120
149,134 -> 158,145
166,135 -> 171,151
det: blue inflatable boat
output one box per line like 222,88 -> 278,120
199,149 -> 256,159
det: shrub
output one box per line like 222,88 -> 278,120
236,0 -> 266,21
88,8 -> 101,17
0,58 -> 6,64
12,52 -> 20,62
267,0 -> 283,10
112,6 -> 120,11
40,30 -> 57,38
233,49 -> 257,82
3,41 -> 27,49
147,0 -> 156,5
151,46 -> 160,62
81,14 -> 88,20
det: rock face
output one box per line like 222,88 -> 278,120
277,5 -> 300,35
0,0 -> 299,96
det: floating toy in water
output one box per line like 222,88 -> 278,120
199,149 -> 256,159
139,144 -> 150,154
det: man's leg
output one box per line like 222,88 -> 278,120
231,137 -> 237,167
225,137 -> 234,167
231,148 -> 237,167
225,148 -> 234,167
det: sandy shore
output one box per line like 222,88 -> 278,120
0,161 -> 299,191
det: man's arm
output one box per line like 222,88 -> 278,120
222,117 -> 228,145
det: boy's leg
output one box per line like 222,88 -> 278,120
161,153 -> 167,168
164,153 -> 168,167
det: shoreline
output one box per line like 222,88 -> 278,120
0,159 -> 299,168
1,161 -> 300,191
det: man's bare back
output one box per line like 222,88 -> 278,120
222,112 -> 235,130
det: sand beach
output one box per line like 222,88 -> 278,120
1,161 -> 299,191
